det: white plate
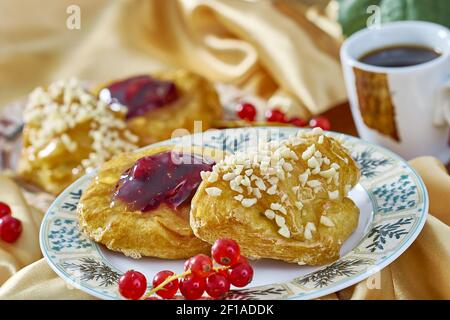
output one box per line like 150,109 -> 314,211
40,127 -> 428,300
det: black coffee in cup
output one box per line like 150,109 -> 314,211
359,45 -> 441,67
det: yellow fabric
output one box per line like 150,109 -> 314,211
0,0 -> 449,300
0,157 -> 449,300
0,0 -> 344,118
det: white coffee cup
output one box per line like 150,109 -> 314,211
341,21 -> 450,162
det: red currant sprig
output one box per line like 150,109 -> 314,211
235,102 -> 331,131
0,202 -> 22,243
236,102 -> 257,122
118,238 -> 254,300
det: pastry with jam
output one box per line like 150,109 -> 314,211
191,128 -> 360,265
18,79 -> 139,195
96,70 -> 222,146
78,145 -> 224,259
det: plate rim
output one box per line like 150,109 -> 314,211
39,127 -> 429,300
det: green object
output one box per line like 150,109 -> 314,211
338,0 -> 450,37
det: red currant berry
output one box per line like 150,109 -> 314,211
211,238 -> 240,266
265,108 -> 286,123
189,254 -> 213,278
0,202 -> 11,218
184,257 -> 193,271
235,255 -> 249,266
289,117 -> 307,127
309,116 -> 331,131
152,270 -> 179,299
236,102 -> 257,121
228,263 -> 254,288
206,272 -> 230,299
118,270 -> 147,300
0,216 -> 22,243
179,274 -> 206,300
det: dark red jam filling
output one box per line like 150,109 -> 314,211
103,75 -> 179,119
113,151 -> 214,212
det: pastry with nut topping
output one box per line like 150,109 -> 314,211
18,78 -> 139,194
96,70 -> 222,146
78,145 -> 224,259
190,128 -> 360,265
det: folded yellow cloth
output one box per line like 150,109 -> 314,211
0,0 -> 344,117
0,156 -> 449,299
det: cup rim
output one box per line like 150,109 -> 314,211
340,21 -> 450,73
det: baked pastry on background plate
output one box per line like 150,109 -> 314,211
78,145 -> 225,259
18,79 -> 139,195
96,70 -> 222,146
191,128 -> 360,265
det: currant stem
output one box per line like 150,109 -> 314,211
143,270 -> 191,299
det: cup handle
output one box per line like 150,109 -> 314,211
434,77 -> 450,127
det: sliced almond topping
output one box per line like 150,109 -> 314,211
205,187 -> 222,197
328,190 -> 339,200
307,156 -> 319,169
318,135 -> 324,144
306,180 -> 321,188
275,215 -> 286,227
223,172 -> 236,181
267,184 -> 277,195
320,215 -> 335,227
234,194 -> 244,201
278,225 -> 291,238
319,168 -> 336,178
264,209 -> 275,220
241,198 -> 257,207
207,171 -> 219,183
301,144 -> 316,160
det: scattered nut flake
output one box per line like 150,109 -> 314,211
255,178 -> 266,191
234,194 -> 244,202
267,184 -> 277,195
245,169 -> 253,176
320,215 -> 335,227
275,215 -> 286,227
328,190 -> 339,200
295,201 -> 303,209
223,172 -> 236,181
270,203 -> 287,215
304,228 -> 312,240
278,225 -> 291,238
331,163 -> 340,170
302,144 -> 316,160
205,187 -> 222,197
306,180 -> 321,188
207,171 -> 218,183
241,198 -> 257,207
318,135 -> 324,144
200,171 -> 210,180
306,222 -> 317,232
307,156 -> 319,169
319,168 -> 336,178
298,169 -> 310,186
253,188 -> 262,199
323,157 -> 330,165
264,209 -> 275,220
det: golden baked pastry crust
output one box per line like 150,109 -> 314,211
78,145 -> 225,259
191,129 -> 360,265
18,79 -> 138,195
96,70 -> 222,146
